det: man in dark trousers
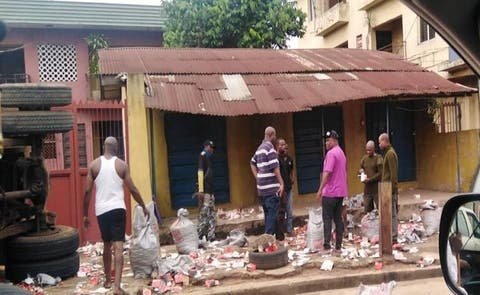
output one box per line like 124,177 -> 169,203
83,137 -> 148,295
359,140 -> 383,213
378,133 -> 399,243
316,130 -> 348,255
277,138 -> 295,237
197,140 -> 216,241
251,126 -> 284,235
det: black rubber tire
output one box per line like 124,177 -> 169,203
7,225 -> 79,262
0,284 -> 31,295
6,252 -> 79,283
248,245 -> 289,270
1,111 -> 73,135
0,83 -> 71,109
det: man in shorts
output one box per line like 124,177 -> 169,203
83,137 -> 148,295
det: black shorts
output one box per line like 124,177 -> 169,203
97,208 -> 126,242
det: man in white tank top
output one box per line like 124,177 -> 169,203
83,137 -> 148,295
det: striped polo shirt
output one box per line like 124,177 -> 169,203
251,140 -> 280,197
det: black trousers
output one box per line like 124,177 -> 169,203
322,197 -> 344,250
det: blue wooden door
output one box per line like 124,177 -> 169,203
293,106 -> 344,194
164,113 -> 230,209
366,101 -> 416,182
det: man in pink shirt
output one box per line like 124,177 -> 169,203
316,130 -> 348,254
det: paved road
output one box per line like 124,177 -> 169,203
300,277 -> 451,295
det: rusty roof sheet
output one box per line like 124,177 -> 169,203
98,47 -> 474,116
99,47 -> 424,75
144,72 -> 474,116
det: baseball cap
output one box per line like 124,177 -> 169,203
324,130 -> 340,139
203,140 -> 215,148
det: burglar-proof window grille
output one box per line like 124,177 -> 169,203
38,44 -> 78,82
42,133 -> 57,159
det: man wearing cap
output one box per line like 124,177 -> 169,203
251,127 -> 285,235
197,140 -> 216,241
316,130 -> 347,254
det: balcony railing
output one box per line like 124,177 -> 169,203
316,2 -> 349,36
359,0 -> 385,10
0,73 -> 30,84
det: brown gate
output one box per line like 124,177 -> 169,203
45,101 -> 130,243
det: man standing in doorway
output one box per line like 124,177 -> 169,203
316,130 -> 347,254
83,137 -> 149,295
251,127 -> 284,235
378,133 -> 399,243
277,138 -> 295,236
197,140 -> 216,241
359,140 -> 383,213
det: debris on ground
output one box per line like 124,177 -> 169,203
217,207 -> 260,220
320,260 -> 334,271
35,273 -> 61,286
211,229 -> 248,247
356,281 -> 396,295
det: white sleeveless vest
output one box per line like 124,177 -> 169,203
95,156 -> 126,216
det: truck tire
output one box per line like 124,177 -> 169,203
248,245 -> 289,270
1,111 -> 73,135
7,225 -> 79,262
6,252 -> 79,282
0,284 -> 31,295
0,83 -> 71,109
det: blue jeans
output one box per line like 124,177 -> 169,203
261,194 -> 279,234
285,190 -> 293,233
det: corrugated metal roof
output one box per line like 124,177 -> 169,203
0,0 -> 165,31
98,47 -> 422,75
98,47 -> 474,116
144,72 -> 474,116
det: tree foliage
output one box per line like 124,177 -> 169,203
162,0 -> 306,48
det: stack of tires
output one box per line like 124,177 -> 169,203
0,83 -> 78,282
6,226 -> 80,282
0,83 -> 73,135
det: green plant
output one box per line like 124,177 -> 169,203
85,33 -> 110,74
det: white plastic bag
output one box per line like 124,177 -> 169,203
170,208 -> 199,254
421,207 -> 442,236
356,281 -> 396,295
130,203 -> 160,278
361,210 -> 379,241
306,207 -> 324,251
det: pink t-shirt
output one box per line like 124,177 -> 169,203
322,145 -> 348,197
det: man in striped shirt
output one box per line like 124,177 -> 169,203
250,126 -> 285,235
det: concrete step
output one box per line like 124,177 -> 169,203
185,265 -> 443,295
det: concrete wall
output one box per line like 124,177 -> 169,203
415,108 -> 480,192
296,0 -> 450,73
145,106 -> 374,217
1,27 -> 162,103
126,73 -> 152,208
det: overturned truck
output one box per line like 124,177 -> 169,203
0,84 -> 79,282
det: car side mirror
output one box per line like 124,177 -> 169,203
440,194 -> 480,295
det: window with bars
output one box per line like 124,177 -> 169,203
42,134 -> 57,159
420,19 -> 436,42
